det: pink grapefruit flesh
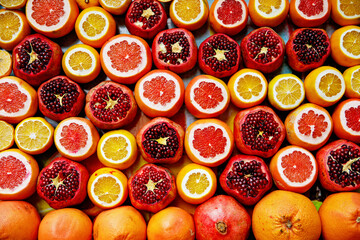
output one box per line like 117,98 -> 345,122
194,81 -> 224,109
217,0 -> 244,24
298,110 -> 328,138
143,76 -> 176,105
193,126 -> 227,158
345,105 -> 360,132
107,41 -> 142,72
31,0 -> 65,26
281,150 -> 313,183
298,0 -> 324,17
0,155 -> 27,190
0,82 -> 27,113
59,123 -> 88,153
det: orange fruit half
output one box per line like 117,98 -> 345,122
0,0 -> 27,9
0,50 -> 12,78
289,0 -> 331,27
249,0 -> 289,27
343,65 -> 360,98
99,0 -> 132,15
0,120 -> 14,151
330,0 -> 360,26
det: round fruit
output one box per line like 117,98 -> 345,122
286,28 -> 330,72
99,0 -> 132,15
147,207 -> 195,240
136,117 -> 184,164
38,208 -> 92,240
248,0 -> 289,27
0,0 -> 27,9
343,65 -> 360,98
289,0 -> 331,27
38,76 -> 85,122
194,195 -> 251,240
316,139 -> 360,192
76,0 -> 100,9
37,157 -> 90,209
152,28 -> 197,74
0,120 -> 14,151
234,105 -> 285,158
12,34 -> 63,87
330,0 -> 360,26
209,0 -> 249,36
252,190 -> 321,240
198,33 -> 241,78
0,50 -> 12,78
85,81 -> 138,130
220,154 -> 272,206
128,164 -> 177,213
0,149 -> 39,200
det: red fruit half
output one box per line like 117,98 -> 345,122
152,28 -> 197,74
194,195 -> 251,240
125,0 -> 167,39
12,34 -> 63,87
220,154 -> 273,206
128,164 -> 177,213
198,33 -> 241,78
240,27 -> 285,73
85,81 -> 138,130
286,28 -> 330,72
234,105 -> 286,158
38,76 -> 85,122
37,157 -> 89,209
289,0 -> 331,27
316,139 -> 360,192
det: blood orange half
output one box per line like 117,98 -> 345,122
289,0 -> 331,27
185,118 -> 234,167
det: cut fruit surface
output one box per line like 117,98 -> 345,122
289,0 -> 331,27
0,50 -> 12,78
0,120 -> 14,151
99,0 -> 131,15
0,0 -> 27,9
331,0 -> 360,26
331,26 -> 360,67
344,65 -> 360,98
249,0 -> 289,27
170,0 -> 209,30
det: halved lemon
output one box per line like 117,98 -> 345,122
99,0 -> 132,15
343,65 -> 360,98
0,50 -> 12,78
249,0 -> 289,27
331,0 -> 360,26
170,0 -> 209,30
0,120 -> 14,151
0,0 -> 27,9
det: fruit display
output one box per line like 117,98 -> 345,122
0,0 -> 360,239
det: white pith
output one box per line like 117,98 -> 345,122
189,78 -> 229,114
171,0 -> 205,24
188,122 -> 231,163
55,119 -> 93,157
336,0 -> 360,19
26,0 -> 71,32
16,119 -> 52,151
351,68 -> 360,91
102,36 -> 148,77
90,173 -> 124,207
78,11 -> 110,40
100,133 -> 132,163
65,47 -> 97,76
0,78 -> 32,117
0,151 -> 32,194
295,0 -> 328,19
102,0 -> 125,8
234,72 -> 266,103
277,147 -> 317,187
214,0 -> 246,26
273,76 -> 304,109
315,69 -> 345,101
339,100 -> 360,136
340,29 -> 360,59
255,0 -> 286,18
181,169 -> 213,198
0,10 -> 23,43
294,107 -> 332,144
138,72 -> 181,111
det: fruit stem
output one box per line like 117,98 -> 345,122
357,217 -> 360,223
216,221 -> 227,235
285,220 -> 292,229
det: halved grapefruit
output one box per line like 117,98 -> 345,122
289,0 -> 331,27
249,0 -> 289,27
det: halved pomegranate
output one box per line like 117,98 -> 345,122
220,154 -> 273,206
136,117 -> 184,164
316,139 -> 360,192
12,34 -> 63,87
286,28 -> 330,72
128,164 -> 177,213
240,27 -> 285,73
234,105 -> 286,158
37,157 -> 89,209
125,0 -> 167,39
152,28 -> 197,74
38,76 -> 85,122
85,81 -> 138,130
198,33 -> 241,78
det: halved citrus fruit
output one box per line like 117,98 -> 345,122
26,0 -> 79,38
330,25 -> 360,67
62,44 -> 101,84
54,117 -> 100,161
0,0 -> 27,9
289,0 -> 331,27
0,9 -> 31,51
0,148 -> 39,200
185,75 -> 230,118
0,76 -> 38,124
170,0 -> 209,31
100,34 -> 152,84
176,163 -> 217,205
249,0 -> 289,27
0,50 -> 12,78
209,0 -> 249,35
88,167 -> 128,209
76,0 -> 100,10
285,103 -> 333,151
268,73 -> 305,111
332,98 -> 360,143
14,117 -> 54,155
270,145 -> 318,193
330,0 -> 360,26
0,120 -> 14,151
304,66 -> 345,107
75,6 -> 116,48
135,69 -> 185,118
97,129 -> 138,170
343,65 -> 360,98
185,118 -> 234,167
99,0 -> 132,15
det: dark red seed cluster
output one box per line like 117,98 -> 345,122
128,0 -> 162,30
327,144 -> 360,187
241,110 -> 281,152
39,161 -> 80,201
142,122 -> 179,159
157,31 -> 190,65
226,160 -> 269,198
90,85 -> 131,122
16,38 -> 52,74
292,29 -> 329,64
131,165 -> 171,204
39,78 -> 80,114
247,29 -> 281,64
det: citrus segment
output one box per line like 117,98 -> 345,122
0,11 -> 21,42
344,104 -> 360,132
344,65 -> 360,98
144,76 -> 175,105
280,150 -> 314,183
351,69 -> 360,93
170,0 -> 209,30
99,0 -> 131,15
0,50 -> 12,78
109,41 -> 142,72
60,122 -> 88,153
175,0 -> 202,22
93,175 -> 122,203
0,120 -> 14,151
249,0 -> 288,27
338,0 -> 360,17
258,0 -> 282,15
297,0 -> 326,18
216,0 -> 245,24
331,26 -> 360,66
237,75 -> 263,100
0,155 -> 27,190
333,99 -> 360,142
193,126 -> 227,159
0,0 -> 27,9
275,79 -> 302,105
0,82 -> 27,113
342,29 -> 360,57
83,14 -> 106,37
298,110 -> 329,138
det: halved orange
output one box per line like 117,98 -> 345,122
76,0 -> 100,9
343,65 -> 360,98
0,0 -> 27,9
0,120 -> 14,151
330,0 -> 360,26
0,50 -> 12,78
249,0 -> 289,27
289,0 -> 331,27
99,0 -> 132,15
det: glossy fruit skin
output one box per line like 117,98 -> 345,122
248,0 -> 289,27
12,34 -> 63,87
152,28 -> 197,74
330,0 -> 360,26
289,0 -> 331,27
194,195 -> 251,240
220,154 -> 273,206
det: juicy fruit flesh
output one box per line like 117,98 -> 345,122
352,70 -> 360,93
340,0 -> 360,17
107,40 -> 142,72
217,0 -> 243,25
345,105 -> 360,131
83,13 -> 106,37
342,30 -> 360,56
143,76 -> 175,105
281,151 -> 313,183
258,0 -> 282,14
298,0 -> 323,17
0,156 -> 26,190
128,0 -> 162,30
175,0 -> 201,21
185,172 -> 210,194
275,78 -> 302,105
0,12 -> 21,41
69,51 -> 92,71
298,110 -> 328,138
0,82 -> 27,113
103,0 -> 123,7
103,136 -> 129,161
59,122 -> 88,153
93,176 -> 121,204
157,31 -> 191,65
247,29 -> 281,64
0,50 -> 11,76
0,121 -> 13,150
31,0 -> 65,27
193,126 -> 227,158
194,81 -> 224,109
16,120 -> 50,150
237,75 -> 263,100
319,73 -> 343,97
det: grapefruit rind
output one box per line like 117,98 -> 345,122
339,100 -> 360,136
78,10 -> 110,40
255,0 -> 286,18
214,0 -> 247,27
295,0 -> 328,20
100,133 -> 132,164
315,69 -> 345,101
0,10 -> 23,44
90,173 -> 124,207
340,29 -> 360,59
171,0 -> 205,24
180,169 -> 213,199
64,47 -> 97,77
233,70 -> 267,103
